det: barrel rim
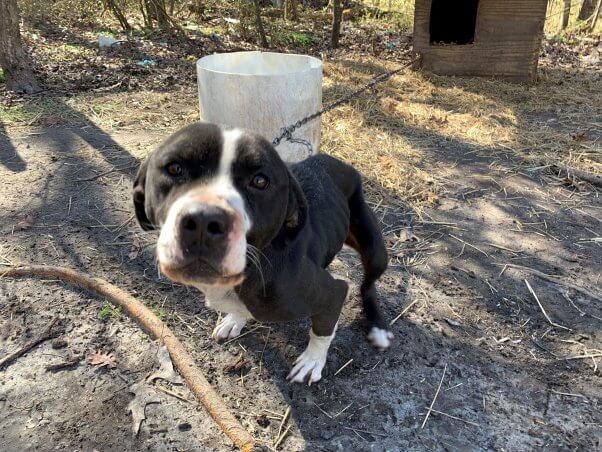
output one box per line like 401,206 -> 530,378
196,51 -> 323,77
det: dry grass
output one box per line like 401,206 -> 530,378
2,51 -> 600,215
319,53 -> 601,211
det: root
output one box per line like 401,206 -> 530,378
1,264 -> 258,452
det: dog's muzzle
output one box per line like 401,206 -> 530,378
157,190 -> 248,287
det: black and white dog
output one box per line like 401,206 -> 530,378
133,122 -> 392,384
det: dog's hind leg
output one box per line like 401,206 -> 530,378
345,183 -> 393,351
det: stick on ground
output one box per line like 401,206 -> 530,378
0,316 -> 59,369
1,265 -> 258,452
421,363 -> 447,429
551,164 -> 602,188
497,263 -> 602,303
524,279 -> 571,331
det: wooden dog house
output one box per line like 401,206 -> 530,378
414,0 -> 548,82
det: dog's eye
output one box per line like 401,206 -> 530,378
250,173 -> 269,189
166,163 -> 182,177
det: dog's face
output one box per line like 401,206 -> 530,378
133,122 -> 307,287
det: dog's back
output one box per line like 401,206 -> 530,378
290,155 -> 353,268
291,154 -> 392,349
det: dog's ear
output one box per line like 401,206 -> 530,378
282,170 -> 308,240
133,159 -> 155,231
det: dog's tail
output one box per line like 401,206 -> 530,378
345,179 -> 393,351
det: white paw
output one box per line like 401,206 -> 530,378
287,351 -> 327,385
368,327 -> 393,351
212,313 -> 247,342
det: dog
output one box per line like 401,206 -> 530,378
133,122 -> 392,384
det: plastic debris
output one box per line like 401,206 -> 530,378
136,59 -> 156,67
99,35 -> 119,48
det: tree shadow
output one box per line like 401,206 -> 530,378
222,161 -> 599,449
0,121 -> 27,172
211,59 -> 600,449
1,60 -> 599,449
0,97 -> 140,273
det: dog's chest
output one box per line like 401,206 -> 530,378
198,286 -> 252,316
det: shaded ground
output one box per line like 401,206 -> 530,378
1,13 -> 601,451
1,106 -> 600,450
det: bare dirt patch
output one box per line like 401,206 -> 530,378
2,106 -> 601,450
1,22 -> 601,452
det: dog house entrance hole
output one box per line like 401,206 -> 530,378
429,0 -> 479,45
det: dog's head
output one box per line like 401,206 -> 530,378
133,122 -> 307,287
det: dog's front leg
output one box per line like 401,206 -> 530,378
287,277 -> 349,385
202,288 -> 253,342
212,311 -> 251,342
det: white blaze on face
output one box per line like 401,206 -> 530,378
157,128 -> 251,277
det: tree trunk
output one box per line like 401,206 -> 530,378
253,0 -> 269,48
105,0 -> 132,31
561,0 -> 571,29
590,0 -> 602,30
578,0 -> 596,20
331,0 -> 343,48
144,0 -> 158,26
139,0 -> 151,27
0,0 -> 41,94
150,0 -> 170,30
290,0 -> 299,22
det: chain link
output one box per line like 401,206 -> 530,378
272,53 -> 421,150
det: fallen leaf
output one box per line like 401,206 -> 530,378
128,236 -> 141,260
223,355 -> 251,374
570,132 -> 587,142
146,345 -> 183,385
88,350 -> 117,368
15,215 -> 36,231
398,228 -> 419,243
128,380 -> 161,436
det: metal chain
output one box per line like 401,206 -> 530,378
272,53 -> 421,149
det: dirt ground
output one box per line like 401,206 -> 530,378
1,96 -> 601,451
1,19 -> 601,451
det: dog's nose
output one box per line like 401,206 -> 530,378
178,206 -> 230,251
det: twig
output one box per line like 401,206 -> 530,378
75,164 -> 138,182
563,353 -> 602,360
313,403 -> 333,419
484,279 -> 498,294
497,263 -> 602,303
334,358 -> 353,376
524,279 -> 571,331
274,407 -> 291,447
258,328 -> 271,374
486,243 -> 521,254
551,164 -> 602,188
222,324 -> 263,345
429,408 -> 480,427
390,298 -> 420,325
449,234 -> 489,258
333,402 -> 354,419
0,317 -> 59,369
1,264 -> 257,451
550,389 -> 588,401
273,424 -> 291,449
45,357 -> 81,372
421,363 -> 447,429
154,383 -> 195,403
341,426 -> 388,437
